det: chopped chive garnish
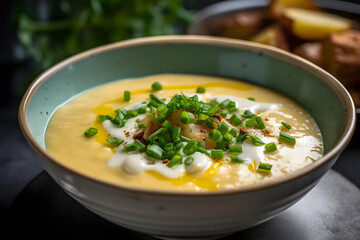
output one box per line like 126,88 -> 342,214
196,87 -> 206,93
211,149 -> 223,159
138,124 -> 147,129
136,118 -> 141,123
245,118 -> 258,128
180,111 -> 196,124
258,162 -> 273,172
98,115 -> 107,122
198,113 -> 209,122
184,157 -> 194,166
127,110 -> 138,118
167,155 -> 182,168
255,116 -> 265,130
229,114 -> 242,126
197,140 -> 205,149
236,133 -> 250,143
124,143 -> 137,152
149,94 -> 166,105
242,110 -> 256,118
148,128 -> 164,141
152,81 -> 163,91
180,135 -> 191,142
209,129 -> 221,141
207,107 -> 220,115
174,142 -> 183,152
218,121 -> 229,134
134,140 -> 146,152
172,126 -> 181,142
230,156 -> 245,163
248,97 -> 255,101
219,99 -> 231,109
84,127 -> 98,137
163,120 -> 172,129
279,132 -> 296,144
124,90 -> 131,102
250,135 -> 266,145
146,144 -> 163,159
223,132 -> 232,142
281,121 -> 291,130
137,106 -> 147,113
229,145 -> 243,153
265,142 -> 277,152
106,137 -> 124,146
229,128 -> 240,138
183,141 -> 198,155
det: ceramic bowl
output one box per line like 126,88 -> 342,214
19,36 -> 356,239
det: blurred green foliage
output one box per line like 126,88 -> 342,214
14,0 -> 193,86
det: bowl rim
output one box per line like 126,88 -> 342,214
18,35 -> 356,196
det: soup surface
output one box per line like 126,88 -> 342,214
45,74 -> 323,191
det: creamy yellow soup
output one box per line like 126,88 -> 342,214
45,74 -> 323,191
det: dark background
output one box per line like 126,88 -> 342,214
0,0 -> 359,237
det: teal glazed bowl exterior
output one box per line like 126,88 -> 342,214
19,36 -> 356,239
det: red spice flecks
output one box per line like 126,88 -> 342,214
238,128 -> 248,134
261,129 -> 274,137
162,159 -> 170,164
211,114 -> 224,123
133,131 -> 146,144
125,132 -> 131,137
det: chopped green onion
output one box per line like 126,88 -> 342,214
198,113 -> 209,122
207,107 -> 220,115
279,132 -> 296,144
205,117 -> 220,129
172,126 -> 181,142
98,115 -> 107,122
197,146 -> 206,153
149,94 -> 166,105
152,81 -> 163,91
219,99 -> 231,109
164,143 -> 174,151
223,132 -> 232,142
258,162 -> 273,172
124,90 -> 131,102
185,157 -> 194,166
163,120 -> 172,129
134,140 -> 146,152
248,97 -> 255,101
138,124 -> 147,129
229,114 -> 242,126
209,129 -> 221,141
183,141 -> 198,155
281,121 -> 291,130
229,128 -> 240,138
124,143 -> 136,152
137,106 -> 147,113
230,156 -> 245,163
197,140 -> 205,149
245,118 -> 258,128
211,149 -> 223,159
255,116 -> 266,130
250,135 -> 266,145
146,144 -> 163,159
196,87 -> 206,93
241,110 -> 256,118
167,155 -> 182,168
136,118 -> 141,123
157,105 -> 167,113
265,142 -> 277,152
236,133 -> 250,143
218,121 -> 229,134
147,128 -> 164,141
180,135 -> 191,142
174,142 -> 183,152
106,137 -> 124,146
229,145 -> 243,153
127,110 -> 139,118
84,127 -> 98,137
180,111 -> 196,124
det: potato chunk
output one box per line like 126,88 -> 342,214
251,24 -> 290,51
293,42 -> 323,67
283,8 -> 352,40
323,30 -> 360,88
269,0 -> 319,18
